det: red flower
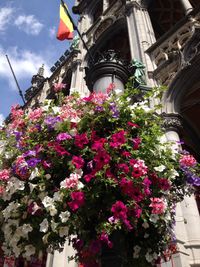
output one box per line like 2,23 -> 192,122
68,191 -> 85,211
75,133 -> 89,149
72,156 -> 84,169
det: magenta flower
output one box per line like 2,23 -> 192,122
110,130 -> 126,148
111,201 -> 128,220
72,156 -> 84,169
56,133 -> 72,141
91,138 -> 106,151
75,133 -> 89,149
68,191 -> 85,211
94,149 -> 111,169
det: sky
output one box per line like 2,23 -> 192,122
0,0 -> 77,124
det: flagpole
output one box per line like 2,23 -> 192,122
5,55 -> 26,105
60,0 -> 95,65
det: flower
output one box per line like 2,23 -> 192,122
110,130 -> 126,148
68,191 -> 85,211
149,198 -> 166,214
72,156 -> 84,169
0,85 -> 199,265
40,219 -> 49,233
53,83 -> 66,92
0,169 -> 10,181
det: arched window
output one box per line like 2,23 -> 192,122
92,1 -> 103,23
148,0 -> 185,39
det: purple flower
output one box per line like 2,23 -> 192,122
44,116 -> 61,128
23,150 -> 36,157
26,158 -> 41,168
109,102 -> 119,118
95,106 -> 104,112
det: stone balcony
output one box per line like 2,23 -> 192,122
146,7 -> 200,86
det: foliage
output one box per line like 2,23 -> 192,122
0,83 -> 199,267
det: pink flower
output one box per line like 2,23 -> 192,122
75,133 -> 89,149
28,108 -> 43,121
110,130 -> 126,148
72,156 -> 84,169
68,191 -> 85,211
179,154 -> 197,167
53,83 -> 66,92
10,104 -> 24,120
106,83 -> 115,94
0,169 -> 10,181
65,173 -> 80,189
84,173 -> 94,183
56,133 -> 72,141
131,159 -> 148,178
149,198 -> 166,214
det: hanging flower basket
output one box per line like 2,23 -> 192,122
0,83 -> 199,267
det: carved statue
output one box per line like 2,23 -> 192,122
130,59 -> 146,86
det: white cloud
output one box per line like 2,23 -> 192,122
49,26 -> 56,39
0,7 -> 14,33
0,46 -> 50,91
0,114 -> 5,126
14,15 -> 43,35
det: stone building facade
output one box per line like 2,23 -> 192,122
21,0 -> 200,267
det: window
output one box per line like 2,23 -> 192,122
92,1 -> 103,22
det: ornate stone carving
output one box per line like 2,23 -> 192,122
94,17 -> 114,41
162,113 -> 183,132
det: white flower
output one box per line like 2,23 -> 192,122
2,201 -> 20,220
52,106 -> 61,114
40,218 -> 49,233
77,181 -> 84,190
53,191 -> 63,202
45,174 -> 51,180
59,211 -> 70,223
49,205 -> 57,216
145,251 -> 154,263
51,220 -> 58,232
149,214 -> 159,224
42,196 -> 54,208
29,183 -> 37,192
142,222 -> 149,229
133,245 -> 141,258
29,168 -> 40,180
154,165 -> 166,172
59,226 -> 68,237
169,169 -> 179,179
23,245 -> 36,258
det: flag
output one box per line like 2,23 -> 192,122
57,2 -> 74,40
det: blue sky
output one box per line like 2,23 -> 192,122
0,0 -> 76,124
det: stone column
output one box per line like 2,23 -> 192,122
125,0 -> 157,87
163,113 -> 200,267
179,0 -> 193,14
